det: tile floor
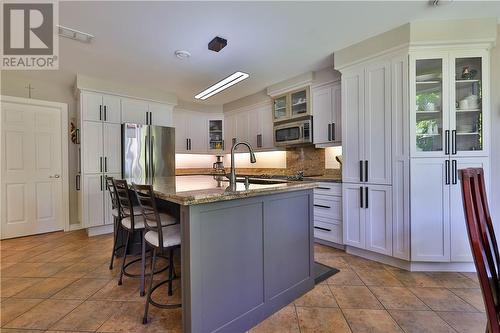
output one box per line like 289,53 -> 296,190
0,230 -> 486,333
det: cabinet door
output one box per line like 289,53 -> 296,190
364,60 -> 392,185
450,157 -> 490,262
173,111 -> 188,152
259,104 -> 274,149
331,82 -> 342,143
208,118 -> 224,151
150,103 -> 173,127
121,98 -> 148,125
82,92 -> 103,122
82,121 -> 103,174
102,95 -> 121,124
104,173 -> 121,225
103,123 -> 122,174
83,174 -> 104,227
235,111 -> 250,144
248,109 -> 261,148
365,185 -> 392,256
189,113 -> 208,153
410,158 -> 450,262
342,183 -> 365,249
342,69 -> 365,183
312,85 -> 332,144
224,113 -> 236,152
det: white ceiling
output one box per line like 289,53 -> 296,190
54,1 -> 500,106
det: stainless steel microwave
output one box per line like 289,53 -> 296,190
273,116 -> 313,147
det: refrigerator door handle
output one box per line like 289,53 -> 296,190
150,136 -> 155,182
144,135 -> 149,179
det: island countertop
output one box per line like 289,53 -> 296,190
126,175 -> 318,205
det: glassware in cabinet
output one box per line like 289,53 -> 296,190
273,95 -> 288,121
208,119 -> 224,150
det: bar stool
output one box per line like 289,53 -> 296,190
114,179 -> 175,296
132,183 -> 181,324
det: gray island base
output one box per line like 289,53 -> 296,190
130,176 -> 316,333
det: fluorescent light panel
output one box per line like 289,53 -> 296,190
57,25 -> 94,43
195,71 -> 249,100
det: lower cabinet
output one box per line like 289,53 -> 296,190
411,157 -> 490,262
314,183 -> 343,245
343,183 -> 392,256
83,173 -> 119,227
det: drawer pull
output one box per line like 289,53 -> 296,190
316,187 -> 331,190
314,204 -> 331,209
314,226 -> 332,232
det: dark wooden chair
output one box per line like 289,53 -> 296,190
460,168 -> 500,333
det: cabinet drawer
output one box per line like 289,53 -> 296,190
314,194 -> 342,219
314,183 -> 342,196
314,218 -> 343,244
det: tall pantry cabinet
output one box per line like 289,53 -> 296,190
340,41 -> 492,266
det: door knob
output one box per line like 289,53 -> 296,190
49,174 -> 60,178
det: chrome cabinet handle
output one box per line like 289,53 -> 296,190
49,174 -> 60,178
314,204 -> 331,209
314,226 -> 331,232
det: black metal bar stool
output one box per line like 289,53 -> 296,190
132,183 -> 181,325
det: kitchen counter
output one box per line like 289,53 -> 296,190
127,175 -> 318,205
303,175 -> 342,182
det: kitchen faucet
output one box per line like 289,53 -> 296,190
229,140 -> 256,189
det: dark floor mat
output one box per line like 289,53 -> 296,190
314,261 -> 339,284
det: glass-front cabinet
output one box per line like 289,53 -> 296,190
272,87 -> 311,121
208,119 -> 224,151
410,51 -> 488,157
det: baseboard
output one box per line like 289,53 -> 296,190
315,239 -> 345,251
345,246 -> 476,272
86,224 -> 113,237
68,223 -> 84,231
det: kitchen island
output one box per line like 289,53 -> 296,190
129,175 -> 317,333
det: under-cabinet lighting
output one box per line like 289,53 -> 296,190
195,71 -> 249,100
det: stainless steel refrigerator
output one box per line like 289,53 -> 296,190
122,123 -> 175,183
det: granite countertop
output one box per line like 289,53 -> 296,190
126,175 -> 318,206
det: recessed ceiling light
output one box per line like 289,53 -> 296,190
195,72 -> 249,100
175,50 -> 191,60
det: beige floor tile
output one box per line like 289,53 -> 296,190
0,298 -> 43,325
294,285 -> 338,308
461,272 -> 479,283
51,278 -> 111,300
325,268 -> 364,286
296,307 -> 351,333
329,285 -> 383,310
409,287 -> 477,312
97,301 -> 182,333
2,299 -> 81,330
354,268 -> 404,287
12,278 -> 77,299
437,311 -> 487,333
314,254 -> 350,269
0,278 -> 43,298
369,286 -> 428,310
389,310 -> 456,333
434,277 -> 479,289
0,329 -> 44,332
52,262 -> 102,278
387,270 -> 442,288
49,300 -> 118,331
90,279 -> 143,302
249,305 -> 300,333
342,256 -> 390,271
450,288 -> 485,312
342,309 -> 402,333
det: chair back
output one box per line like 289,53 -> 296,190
114,179 -> 136,229
461,167 -> 500,333
132,183 -> 164,249
105,176 -> 120,212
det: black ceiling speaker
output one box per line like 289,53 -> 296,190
208,36 -> 227,52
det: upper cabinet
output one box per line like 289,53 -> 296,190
272,87 -> 310,122
122,98 -> 173,127
82,91 -> 121,123
410,50 -> 489,158
173,110 -> 224,153
312,82 -> 341,145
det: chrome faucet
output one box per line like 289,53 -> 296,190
229,141 -> 256,188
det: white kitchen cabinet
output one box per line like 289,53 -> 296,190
103,123 -> 122,174
174,111 -> 189,152
83,174 -> 104,227
410,158 -> 450,262
149,102 -> 173,127
173,110 -> 210,153
365,185 -> 392,256
121,98 -> 149,125
449,157 -> 489,262
343,184 -> 365,249
235,111 -> 250,144
312,82 -> 341,145
314,182 -> 343,245
104,173 -> 121,226
247,103 -> 274,150
82,92 -> 121,123
342,68 -> 365,184
224,113 -> 236,152
260,105 -> 274,149
82,121 -> 103,174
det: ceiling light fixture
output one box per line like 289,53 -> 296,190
195,71 -> 249,100
175,50 -> 191,60
57,25 -> 93,43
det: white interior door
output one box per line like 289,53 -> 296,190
1,98 -> 67,239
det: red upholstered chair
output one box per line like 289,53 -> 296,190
461,168 -> 500,333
